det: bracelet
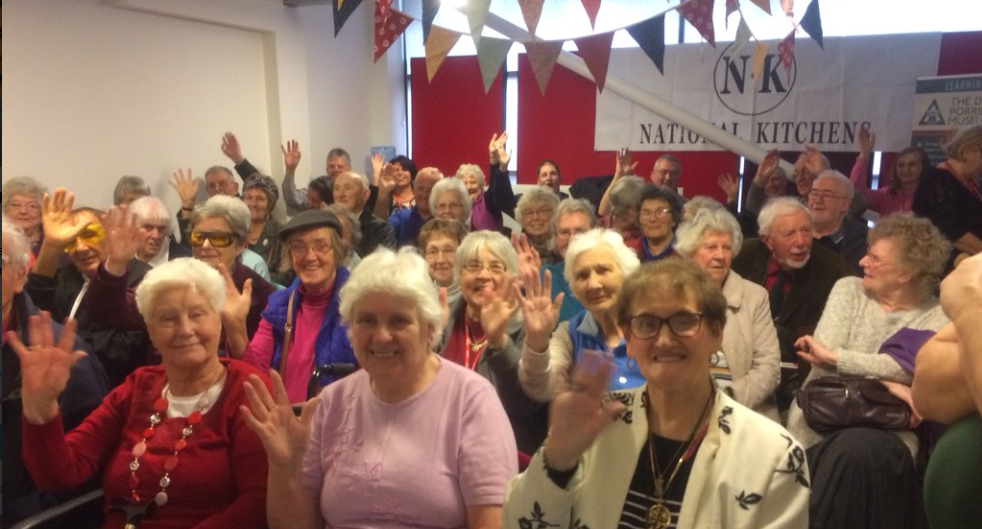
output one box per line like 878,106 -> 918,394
181,205 -> 194,212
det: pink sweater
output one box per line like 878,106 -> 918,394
849,156 -> 914,216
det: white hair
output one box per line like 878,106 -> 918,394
454,230 -> 518,278
336,171 -> 370,190
563,228 -> 641,286
129,196 -> 174,236
552,198 -> 597,235
455,163 -> 487,188
515,187 -> 561,226
757,197 -> 812,237
135,257 -> 225,317
2,177 -> 47,213
339,247 -> 445,343
675,208 -> 744,258
2,215 -> 31,269
814,169 -> 855,201
430,177 -> 473,221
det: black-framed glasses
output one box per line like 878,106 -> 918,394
628,312 -> 703,339
189,230 -> 237,248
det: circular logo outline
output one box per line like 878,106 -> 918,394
713,41 -> 797,117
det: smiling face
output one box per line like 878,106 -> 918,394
691,231 -> 734,284
424,235 -> 458,287
520,200 -> 555,237
459,246 -> 508,309
761,210 -> 813,271
433,190 -> 467,223
807,176 -> 849,230
650,158 -> 682,188
190,217 -> 244,270
326,155 -> 351,179
537,163 -> 560,193
333,173 -> 369,213
5,193 -> 42,234
571,246 -> 624,314
289,227 -> 338,292
414,171 -> 442,218
243,188 -> 270,223
639,198 -> 675,243
350,291 -> 432,387
460,174 -> 482,200
146,286 -> 221,372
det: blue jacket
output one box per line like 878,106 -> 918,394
567,310 -> 644,391
260,267 -> 357,388
388,206 -> 427,247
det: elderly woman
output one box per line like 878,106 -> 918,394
504,259 -> 809,528
113,175 -> 151,206
2,176 -> 47,256
520,228 -> 641,402
242,174 -> 281,270
419,218 -> 468,307
515,187 -> 560,262
675,208 -> 782,421
242,248 -> 518,529
600,175 -> 645,245
438,230 -> 548,453
786,213 -> 951,529
431,177 -> 473,225
541,198 -> 596,323
128,196 -> 192,266
13,258 -> 270,529
913,124 -> 982,262
234,210 -> 357,404
630,184 -> 681,262
850,127 -> 928,216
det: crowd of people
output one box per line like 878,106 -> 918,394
2,123 -> 981,529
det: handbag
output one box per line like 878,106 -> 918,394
796,376 -> 911,433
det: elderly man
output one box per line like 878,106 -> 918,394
535,159 -> 569,199
793,146 -> 867,217
649,154 -> 683,192
26,188 -> 152,386
2,216 -> 108,525
731,197 -> 853,411
388,167 -> 443,247
127,196 -> 192,266
333,171 -> 396,256
808,170 -> 869,274
540,198 -> 596,322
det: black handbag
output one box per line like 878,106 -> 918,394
796,377 -> 911,433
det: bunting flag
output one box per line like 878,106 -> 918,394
425,26 -> 462,81
778,30 -> 795,75
752,41 -> 769,80
463,0 -> 493,48
374,1 -> 414,62
574,31 -> 615,93
627,14 -> 666,74
732,16 -> 753,58
421,0 -> 440,44
725,0 -> 738,28
800,0 -> 824,49
781,0 -> 795,17
476,37 -> 512,93
526,41 -> 565,95
749,0 -> 771,14
677,0 -> 717,47
518,0 -> 545,39
333,0 -> 364,37
580,0 -> 602,29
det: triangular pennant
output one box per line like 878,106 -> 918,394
732,16 -> 753,58
374,3 -> 414,63
627,15 -> 666,74
677,0 -> 717,48
425,26 -> 462,81
422,0 -> 440,44
800,0 -> 824,49
778,30 -> 795,75
525,41 -> 565,95
574,32 -> 615,93
333,0 -> 364,37
476,37 -> 512,93
725,0 -> 738,28
752,41 -> 769,80
463,0 -> 493,49
781,0 -> 795,17
518,0 -> 545,39
580,0 -> 602,28
749,0 -> 771,14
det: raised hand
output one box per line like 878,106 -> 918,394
479,273 -> 521,350
614,148 -> 637,178
282,140 -> 302,174
169,168 -> 201,210
857,124 -> 876,158
8,313 -> 88,425
543,351 -> 626,471
754,149 -> 781,184
219,263 -> 253,326
516,268 -> 563,353
489,132 -> 510,167
40,188 -> 86,246
717,173 -> 739,204
512,233 -> 543,291
221,132 -> 245,164
101,205 -> 143,276
378,163 -> 399,192
241,371 -> 320,472
370,152 -> 386,186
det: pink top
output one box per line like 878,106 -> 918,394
242,286 -> 332,403
302,359 -> 518,528
849,156 -> 914,216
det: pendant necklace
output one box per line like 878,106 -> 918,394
464,318 -> 487,371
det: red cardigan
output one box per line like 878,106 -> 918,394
22,359 -> 271,529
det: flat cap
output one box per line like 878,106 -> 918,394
278,209 -> 343,241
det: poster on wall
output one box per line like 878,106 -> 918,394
910,74 -> 982,165
595,33 -> 942,153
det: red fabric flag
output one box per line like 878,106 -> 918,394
518,0 -> 545,39
574,32 -> 615,93
677,0 -> 717,47
580,0 -> 602,28
778,29 -> 795,75
374,1 -> 414,62
525,41 -> 564,95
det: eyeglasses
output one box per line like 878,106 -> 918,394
640,207 -> 673,219
6,201 -> 40,213
206,179 -> 235,193
424,246 -> 457,258
462,260 -> 507,274
521,207 -> 554,220
627,312 -> 704,339
863,252 -> 895,269
290,241 -> 333,256
63,223 -> 106,253
188,230 -> 237,248
436,203 -> 464,213
807,189 -> 843,201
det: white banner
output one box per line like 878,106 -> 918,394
595,33 -> 942,152
911,74 -> 982,165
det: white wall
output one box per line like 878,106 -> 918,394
1,0 -> 404,217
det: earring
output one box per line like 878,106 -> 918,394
626,357 -> 638,370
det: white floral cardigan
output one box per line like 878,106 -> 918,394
503,389 -> 810,529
